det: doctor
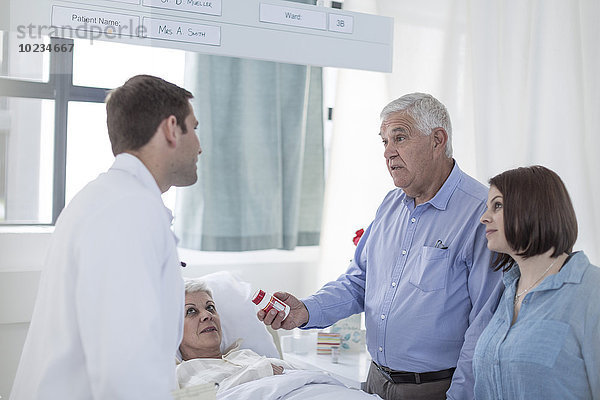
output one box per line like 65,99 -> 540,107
259,93 -> 503,400
10,75 -> 202,399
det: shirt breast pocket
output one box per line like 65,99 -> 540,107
409,246 -> 449,292
510,320 -> 570,368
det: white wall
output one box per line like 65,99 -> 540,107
0,228 -> 319,398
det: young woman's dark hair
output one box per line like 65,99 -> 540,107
489,165 -> 578,271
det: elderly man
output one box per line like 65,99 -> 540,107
11,75 -> 202,399
259,93 -> 502,400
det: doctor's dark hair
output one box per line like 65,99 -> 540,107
105,75 -> 193,155
489,165 -> 578,272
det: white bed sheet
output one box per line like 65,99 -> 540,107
217,370 -> 381,400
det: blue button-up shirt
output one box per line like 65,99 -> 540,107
303,162 -> 503,400
473,251 -> 600,399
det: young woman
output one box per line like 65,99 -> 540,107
474,165 -> 599,399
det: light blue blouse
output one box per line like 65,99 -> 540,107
473,251 -> 600,399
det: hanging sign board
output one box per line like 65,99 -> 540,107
3,0 -> 393,72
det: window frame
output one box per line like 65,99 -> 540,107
0,37 -> 107,225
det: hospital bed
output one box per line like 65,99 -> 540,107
174,271 -> 380,400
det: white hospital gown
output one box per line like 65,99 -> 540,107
177,343 -> 293,392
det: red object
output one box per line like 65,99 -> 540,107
353,229 -> 365,246
252,289 -> 290,319
252,289 -> 266,305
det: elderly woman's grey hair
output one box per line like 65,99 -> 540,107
184,279 -> 213,298
380,93 -> 453,158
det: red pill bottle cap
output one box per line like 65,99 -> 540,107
252,289 -> 266,305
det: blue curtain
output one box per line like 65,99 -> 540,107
174,54 -> 324,251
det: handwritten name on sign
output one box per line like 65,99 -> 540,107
143,17 -> 221,45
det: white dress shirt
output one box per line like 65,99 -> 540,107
11,153 -> 184,399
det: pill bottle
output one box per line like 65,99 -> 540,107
331,346 -> 340,363
252,289 -> 290,320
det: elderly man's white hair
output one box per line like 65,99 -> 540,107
184,278 -> 213,298
380,93 -> 453,158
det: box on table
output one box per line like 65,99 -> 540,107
329,313 -> 365,352
316,332 -> 341,355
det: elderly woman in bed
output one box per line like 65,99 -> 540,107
177,280 -> 290,392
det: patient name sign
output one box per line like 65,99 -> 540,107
5,0 -> 393,72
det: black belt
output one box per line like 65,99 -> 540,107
373,361 -> 455,384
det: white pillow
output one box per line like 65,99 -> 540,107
191,271 -> 280,359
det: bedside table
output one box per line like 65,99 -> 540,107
280,331 -> 371,389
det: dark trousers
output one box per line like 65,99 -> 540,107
364,362 -> 452,400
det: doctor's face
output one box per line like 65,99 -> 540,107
173,102 -> 202,187
179,291 -> 222,360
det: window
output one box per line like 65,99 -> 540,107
0,32 -> 185,224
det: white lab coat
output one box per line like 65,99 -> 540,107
10,153 -> 184,399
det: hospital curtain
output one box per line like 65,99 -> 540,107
173,54 -> 324,251
318,0 -> 600,284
